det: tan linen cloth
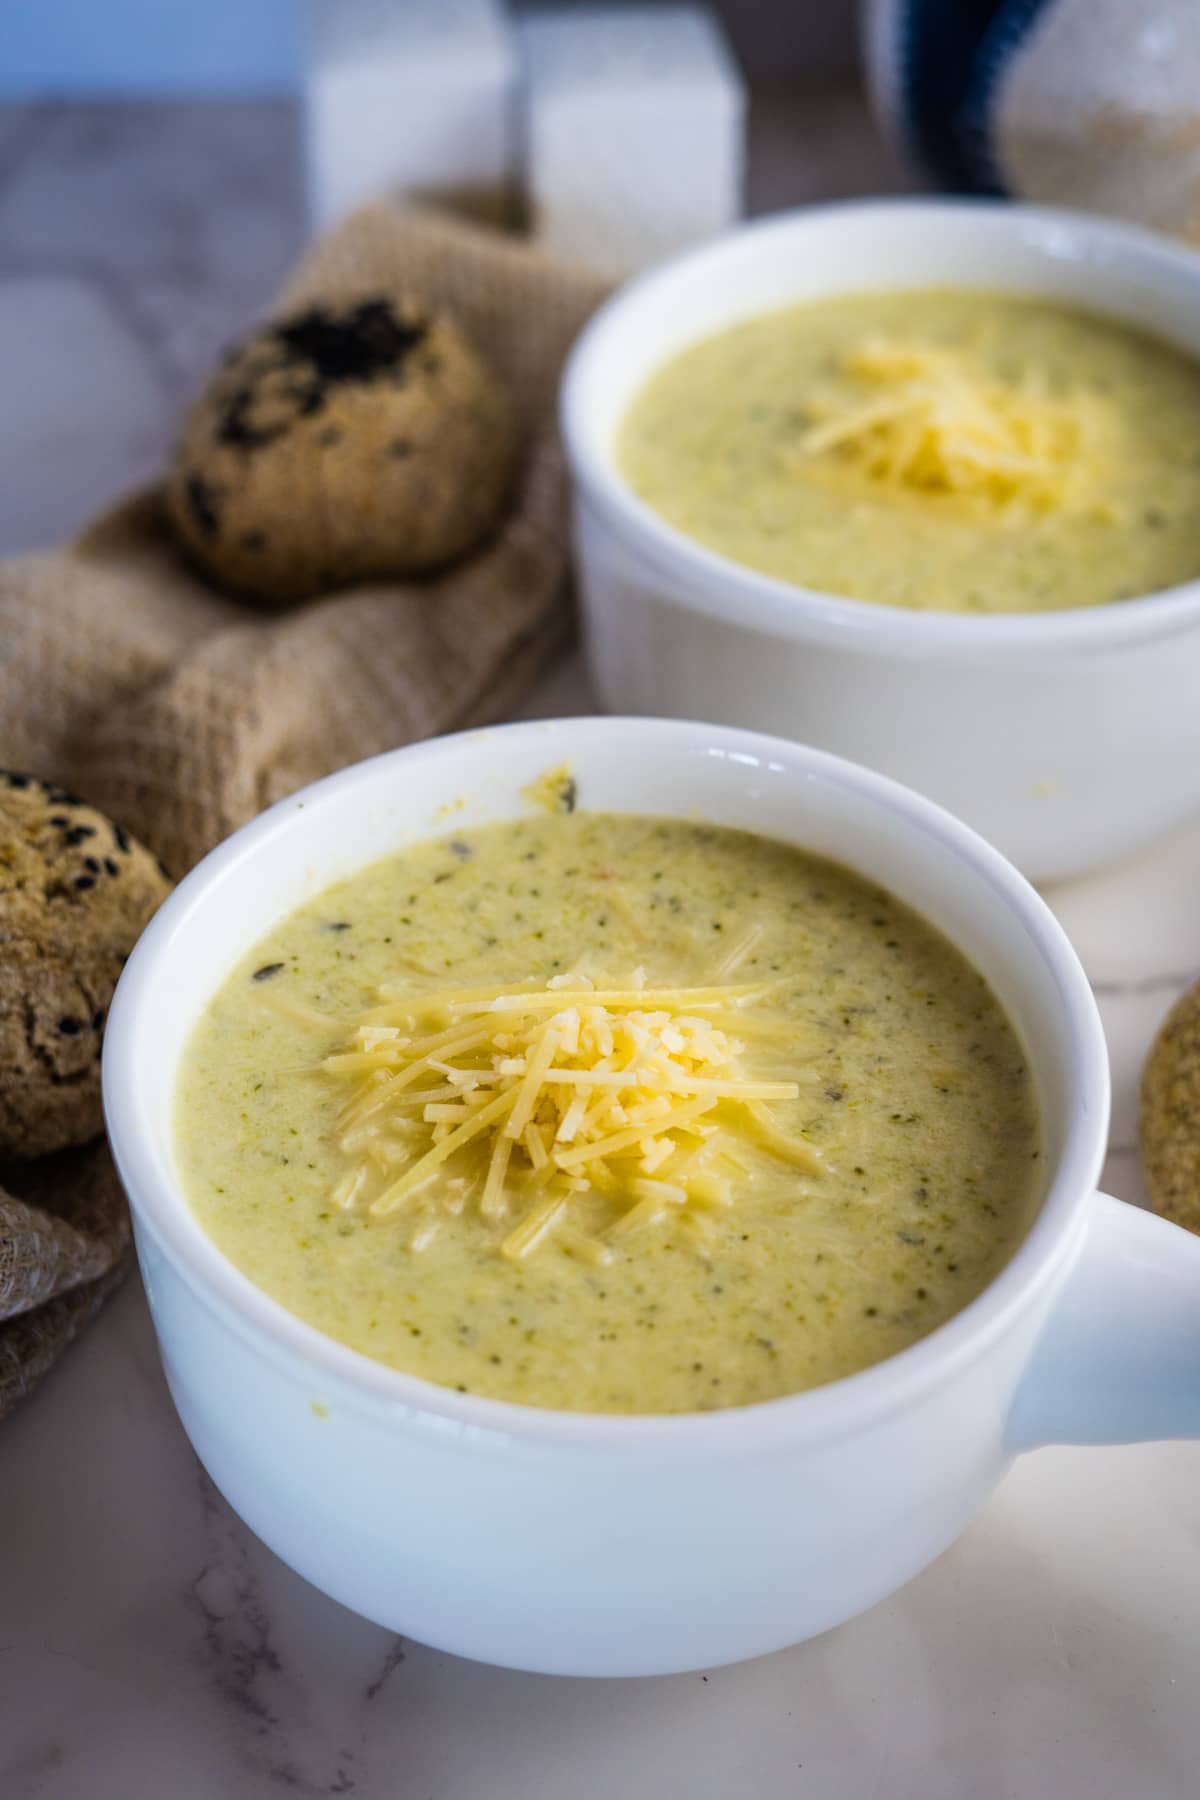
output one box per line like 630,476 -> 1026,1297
0,204 -> 607,1419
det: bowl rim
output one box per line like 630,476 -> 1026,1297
103,716 -> 1110,1455
561,195 -> 1200,656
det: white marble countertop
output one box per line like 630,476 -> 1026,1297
1,95 -> 1198,1800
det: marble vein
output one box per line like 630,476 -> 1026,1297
187,1468 -> 369,1796
1090,968 -> 1199,998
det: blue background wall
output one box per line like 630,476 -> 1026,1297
0,0 -> 303,95
0,0 -> 857,95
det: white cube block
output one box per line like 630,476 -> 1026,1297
520,5 -> 745,275
305,0 -> 517,234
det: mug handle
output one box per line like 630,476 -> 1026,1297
1007,1192 -> 1200,1451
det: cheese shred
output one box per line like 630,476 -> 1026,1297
317,973 -> 817,1258
795,337 -> 1117,518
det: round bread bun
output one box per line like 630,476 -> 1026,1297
166,294 -> 518,605
0,772 -> 172,1160
1140,979 -> 1200,1234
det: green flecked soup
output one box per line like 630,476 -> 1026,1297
174,812 -> 1042,1413
618,289 -> 1200,614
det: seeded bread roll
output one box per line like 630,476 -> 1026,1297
0,773 -> 172,1159
166,294 -> 518,605
1140,979 -> 1200,1234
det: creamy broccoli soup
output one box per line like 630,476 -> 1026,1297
618,289 -> 1200,614
175,812 -> 1041,1413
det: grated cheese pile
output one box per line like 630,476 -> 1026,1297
317,971 -> 818,1264
796,337 -> 1114,516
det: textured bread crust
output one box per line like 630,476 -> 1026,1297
166,294 -> 518,605
0,772 -> 172,1159
1140,980 -> 1200,1234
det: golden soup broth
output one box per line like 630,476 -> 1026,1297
618,289 -> 1200,613
175,814 -> 1041,1413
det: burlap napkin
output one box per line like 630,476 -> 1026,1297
0,204 -> 608,1418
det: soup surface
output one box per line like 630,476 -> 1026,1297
618,289 -> 1200,613
175,812 -> 1041,1413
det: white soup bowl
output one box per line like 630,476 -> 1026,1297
562,200 -> 1200,883
103,718 -> 1200,1676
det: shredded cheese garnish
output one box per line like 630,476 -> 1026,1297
317,974 -> 820,1260
795,337 -> 1117,517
